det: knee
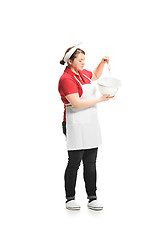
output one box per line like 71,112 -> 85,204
67,159 -> 81,170
83,161 -> 96,171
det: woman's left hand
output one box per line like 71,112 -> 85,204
101,56 -> 110,64
92,56 -> 110,81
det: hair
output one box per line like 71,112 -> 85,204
60,46 -> 85,65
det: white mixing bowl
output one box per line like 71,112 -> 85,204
97,77 -> 121,97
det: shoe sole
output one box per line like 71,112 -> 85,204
88,206 -> 103,211
66,207 -> 81,210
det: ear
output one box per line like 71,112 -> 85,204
68,59 -> 73,65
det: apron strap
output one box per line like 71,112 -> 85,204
74,74 -> 92,85
82,73 -> 92,83
74,76 -> 82,85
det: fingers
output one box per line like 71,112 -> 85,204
100,94 -> 114,102
103,94 -> 115,100
102,95 -> 110,101
103,94 -> 110,98
109,96 -> 114,98
102,56 -> 110,63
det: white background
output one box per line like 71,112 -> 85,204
0,0 -> 160,239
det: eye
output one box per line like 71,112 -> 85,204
79,59 -> 85,62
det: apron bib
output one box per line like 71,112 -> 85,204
65,74 -> 102,150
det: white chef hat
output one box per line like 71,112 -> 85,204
63,42 -> 83,63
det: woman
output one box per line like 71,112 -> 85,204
58,44 -> 113,211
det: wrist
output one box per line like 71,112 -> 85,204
100,61 -> 106,64
97,97 -> 103,103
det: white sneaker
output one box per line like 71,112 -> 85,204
87,200 -> 103,211
66,200 -> 81,210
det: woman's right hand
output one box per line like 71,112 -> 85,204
99,94 -> 114,102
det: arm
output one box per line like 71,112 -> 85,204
65,93 -> 111,110
92,56 -> 110,81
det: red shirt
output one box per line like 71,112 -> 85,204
58,67 -> 93,121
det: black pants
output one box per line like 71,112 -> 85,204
62,121 -> 98,201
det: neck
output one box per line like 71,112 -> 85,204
69,66 -> 79,75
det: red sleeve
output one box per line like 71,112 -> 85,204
59,77 -> 79,96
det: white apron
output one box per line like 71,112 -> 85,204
65,74 -> 102,150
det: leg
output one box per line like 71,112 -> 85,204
82,148 -> 98,201
64,149 -> 84,201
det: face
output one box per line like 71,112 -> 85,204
69,53 -> 85,73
